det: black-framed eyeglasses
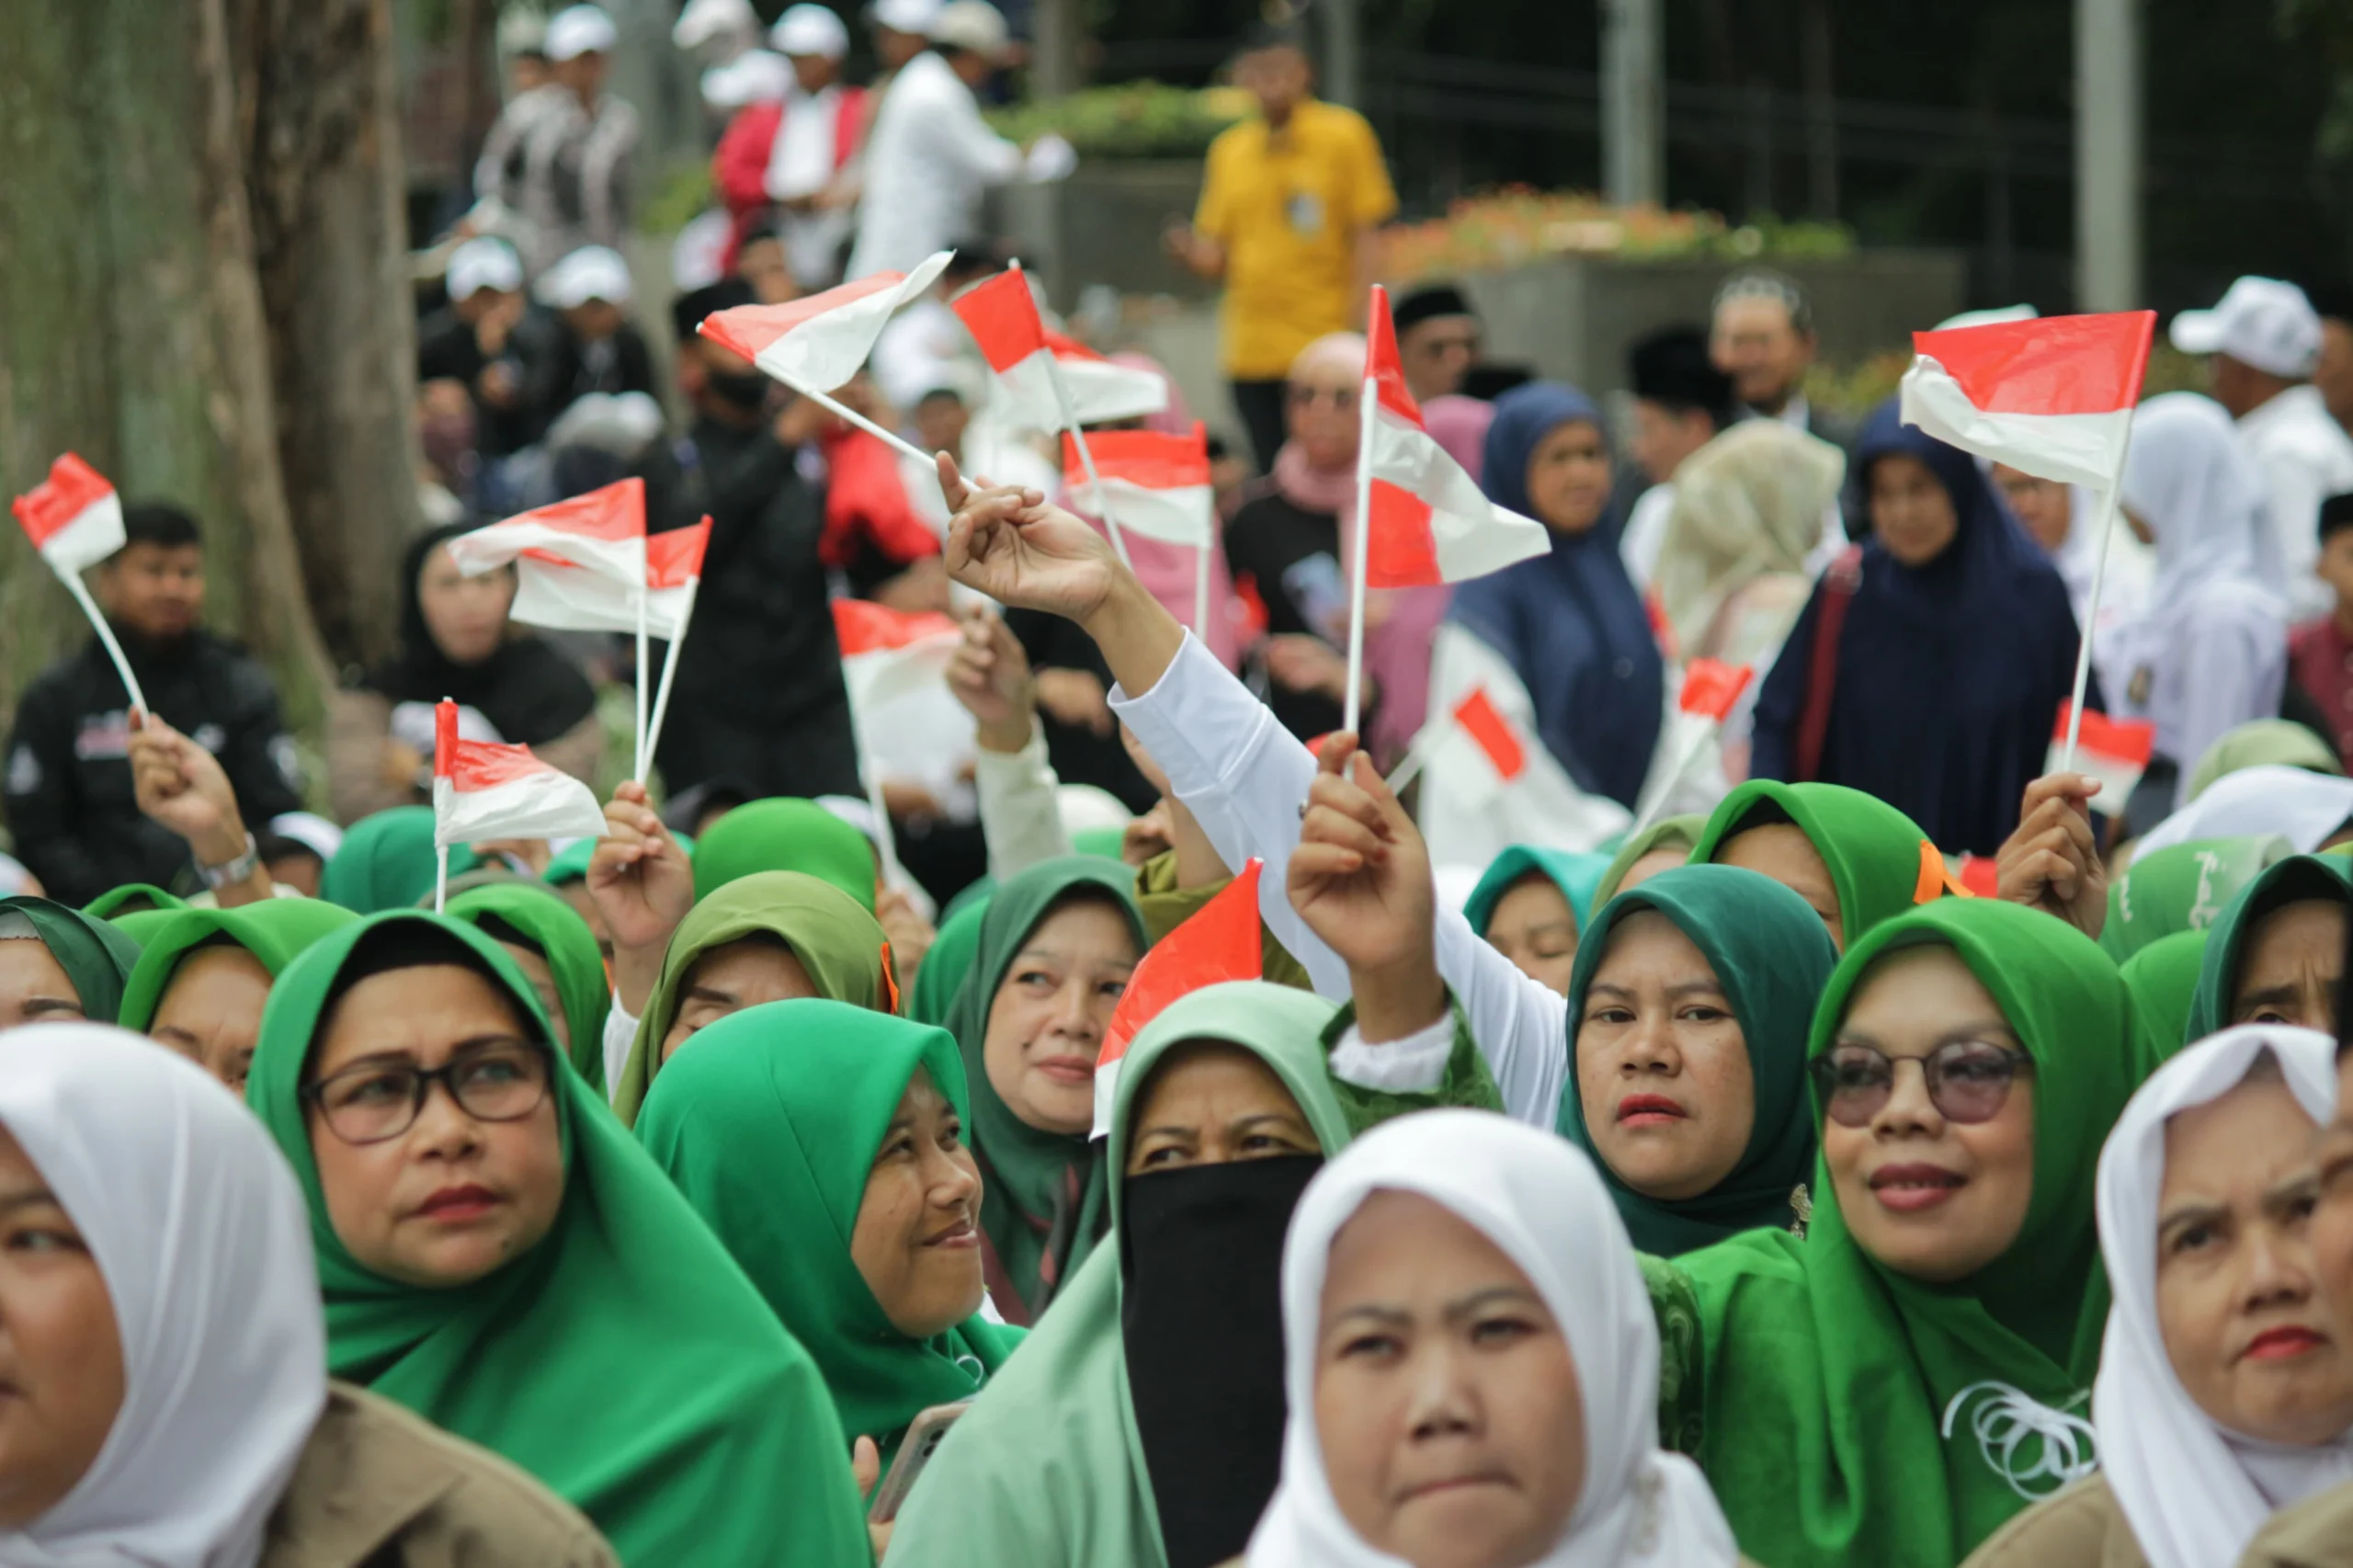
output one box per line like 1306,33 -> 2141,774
1807,1040 -> 2034,1129
302,1042 -> 552,1146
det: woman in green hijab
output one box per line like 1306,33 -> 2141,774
1463,844 -> 1613,994
936,856 -> 1147,1324
1688,778 -> 1942,950
322,806 -> 479,913
610,869 -> 894,1124
637,999 -> 1024,1472
2185,717 -> 2343,801
247,910 -> 868,1568
2098,834 -> 2290,961
1676,898 -> 2136,1568
908,896 -> 988,1028
2120,927 -> 2209,1071
83,883 -> 188,919
886,981 -> 1353,1568
0,893 -> 144,1026
117,899 -> 358,1091
2182,852 -> 2352,1039
1594,812 -> 1707,905
1557,864 -> 1838,1254
691,797 -> 877,910
446,881 -> 611,1089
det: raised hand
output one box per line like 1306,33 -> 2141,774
947,603 -> 1038,752
938,452 -> 1121,623
1995,771 -> 2108,938
588,780 -> 694,1014
1290,734 -> 1446,1040
130,717 -> 244,858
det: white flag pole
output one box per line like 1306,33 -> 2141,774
1193,537 -> 1212,641
1626,724 -> 1711,842
63,574 -> 148,716
435,844 -> 449,915
844,679 -> 908,891
1385,727 -> 1438,797
774,371 -> 934,467
1342,369 -> 1377,735
639,577 -> 698,784
1011,258 -> 1133,571
2056,434 -> 2137,777
632,565 -> 650,784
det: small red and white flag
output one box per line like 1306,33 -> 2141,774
1060,426 -> 1213,548
2046,700 -> 2154,801
951,269 -> 1168,430
446,478 -> 648,588
432,699 -> 608,848
1451,687 -> 1528,784
831,598 -> 961,712
1899,311 -> 2156,488
509,517 -> 710,638
11,453 -> 125,574
1041,329 -> 1169,425
698,251 -> 952,394
1359,287 -> 1551,587
1093,859 -> 1264,1138
1677,659 -> 1755,722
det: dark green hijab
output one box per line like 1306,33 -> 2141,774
0,894 -> 144,1022
445,881 -> 612,1090
1557,865 -> 1838,1254
909,896 -> 989,1027
2183,852 -> 2353,1040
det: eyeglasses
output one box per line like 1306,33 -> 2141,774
303,1042 -> 552,1145
1807,1040 -> 2034,1128
1287,384 -> 1357,410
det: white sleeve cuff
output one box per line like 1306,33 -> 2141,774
1327,1012 -> 1456,1095
602,995 -> 639,1104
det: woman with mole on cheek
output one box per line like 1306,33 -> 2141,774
1963,1026 -> 2353,1568
246,911 -> 871,1568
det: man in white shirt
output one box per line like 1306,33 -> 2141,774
1708,268 -> 1854,449
2173,275 -> 2353,621
472,5 -> 641,278
846,1 -> 1024,279
763,4 -> 859,289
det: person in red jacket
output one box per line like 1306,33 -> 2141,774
710,5 -> 865,289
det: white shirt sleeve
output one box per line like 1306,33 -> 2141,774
602,995 -> 638,1104
1109,632 -> 1569,1127
1326,1012 -> 1457,1094
974,727 -> 1074,881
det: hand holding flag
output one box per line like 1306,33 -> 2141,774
1093,859 -> 1265,1138
1291,733 -> 1448,1039
431,699 -> 608,910
11,454 -> 146,713
1060,424 -> 1216,635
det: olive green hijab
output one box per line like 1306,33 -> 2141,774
1595,813 -> 1706,905
445,881 -> 612,1089
321,807 -> 478,913
884,982 -> 1352,1568
117,899 -> 359,1032
2186,718 -> 2343,801
1678,900 -> 2136,1568
0,894 -> 145,1022
1689,779 -> 1939,942
691,797 -> 876,910
1558,865 -> 1838,1254
247,912 -> 868,1568
637,999 -> 1025,1470
2099,835 -> 2290,962
2183,853 -> 2353,1040
938,857 -> 1148,1322
612,870 -> 893,1126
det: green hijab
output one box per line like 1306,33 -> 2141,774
2186,718 -> 2344,801
83,882 -> 188,919
2183,852 -> 2353,1040
1594,813 -> 1705,905
1557,865 -> 1838,1255
117,899 -> 359,1031
540,837 -> 598,887
322,807 -> 479,913
938,857 -> 1148,1322
445,881 -> 612,1089
2099,835 -> 2291,961
638,998 -> 1025,1470
1464,845 -> 1613,936
1678,899 -> 2135,1568
911,896 -> 989,1027
0,894 -> 144,1022
692,798 -> 875,910
884,982 -> 1351,1568
2121,928 -> 2210,1071
613,870 -> 892,1126
1689,779 -> 1938,943
248,912 -> 867,1568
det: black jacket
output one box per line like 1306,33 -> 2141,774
3,631 -> 302,904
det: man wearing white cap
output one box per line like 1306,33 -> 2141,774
847,0 -> 1025,278
2172,275 -> 2353,619
472,4 -> 640,277
417,237 -> 558,459
711,5 -> 869,290
535,245 -> 654,411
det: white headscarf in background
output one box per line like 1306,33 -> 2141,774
1651,419 -> 1846,664
2130,764 -> 2353,860
2093,1025 -> 2352,1568
1248,1109 -> 1739,1568
0,1026 -> 325,1568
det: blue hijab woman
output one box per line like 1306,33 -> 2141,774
1445,383 -> 1665,812
1748,401 -> 2088,855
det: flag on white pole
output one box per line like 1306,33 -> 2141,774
1092,860 -> 1263,1139
432,699 -> 608,848
508,517 -> 711,637
952,269 -> 1168,431
698,251 -> 953,395
1898,311 -> 2156,487
831,599 -> 962,886
1058,426 -> 1214,548
2044,700 -> 2154,801
446,478 -> 649,590
11,453 -> 147,714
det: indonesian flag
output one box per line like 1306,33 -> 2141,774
1898,312 -> 2156,487
1677,659 -> 1755,722
1043,330 -> 1169,425
1060,426 -> 1213,547
11,454 -> 125,574
1954,855 -> 2000,899
432,700 -> 607,847
446,478 -> 647,588
509,518 -> 710,638
1361,287 -> 1551,586
2047,700 -> 2154,801
951,270 -> 1168,430
699,250 -> 952,394
1449,687 -> 1527,783
831,598 -> 961,712
1093,859 -> 1264,1138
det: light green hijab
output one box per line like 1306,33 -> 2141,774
1688,779 -> 1940,943
116,899 -> 359,1032
637,998 -> 1025,1471
2098,835 -> 2291,962
321,807 -> 478,913
1594,813 -> 1706,905
885,981 -> 1351,1568
2121,927 -> 2210,1072
612,869 -> 893,1126
83,882 -> 188,919
2186,718 -> 2344,801
1677,899 -> 2135,1568
1464,844 -> 1613,936
2183,853 -> 2353,1041
691,797 -> 876,910
248,912 -> 868,1568
445,881 -> 612,1089
0,894 -> 145,1022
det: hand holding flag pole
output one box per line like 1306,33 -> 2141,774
12,455 -> 149,717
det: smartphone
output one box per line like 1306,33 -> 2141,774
867,1401 -> 972,1523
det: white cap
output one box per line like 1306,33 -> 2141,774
673,0 -> 758,51
544,5 -> 618,61
267,812 -> 345,864
870,0 -> 941,35
1933,304 -> 2038,332
700,49 -> 793,108
928,0 -> 1008,56
445,236 -> 524,301
772,3 -> 851,59
2170,276 -> 2323,379
538,244 -> 634,308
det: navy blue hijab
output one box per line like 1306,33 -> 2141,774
1749,401 -> 2090,855
1446,383 -> 1664,809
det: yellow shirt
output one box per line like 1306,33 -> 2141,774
1194,99 -> 1398,380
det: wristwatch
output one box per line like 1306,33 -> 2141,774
197,832 -> 261,892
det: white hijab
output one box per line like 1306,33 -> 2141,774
1247,1109 -> 1739,1568
2130,764 -> 2353,860
0,1026 -> 325,1568
2093,1024 -> 2353,1568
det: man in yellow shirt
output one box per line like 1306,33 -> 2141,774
1165,32 -> 1397,472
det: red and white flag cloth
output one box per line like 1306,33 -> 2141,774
446,478 -> 648,589
831,598 -> 961,712
1359,286 -> 1551,587
1093,859 -> 1264,1138
2046,700 -> 2154,801
509,518 -> 711,638
951,269 -> 1167,429
1449,687 -> 1528,783
1060,426 -> 1213,548
1677,659 -> 1755,722
698,250 -> 952,394
11,453 -> 125,574
432,700 -> 608,848
1898,311 -> 2156,488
